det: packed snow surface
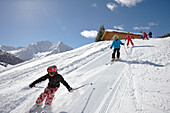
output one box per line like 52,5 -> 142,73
0,38 -> 170,113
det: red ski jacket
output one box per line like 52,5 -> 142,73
144,33 -> 147,38
125,35 -> 134,41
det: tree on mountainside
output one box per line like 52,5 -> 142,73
95,25 -> 105,42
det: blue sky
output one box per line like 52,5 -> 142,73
0,0 -> 170,48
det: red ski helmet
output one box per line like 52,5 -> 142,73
47,65 -> 57,73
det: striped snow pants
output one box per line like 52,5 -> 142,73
36,86 -> 58,105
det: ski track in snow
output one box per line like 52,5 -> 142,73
0,38 -> 170,113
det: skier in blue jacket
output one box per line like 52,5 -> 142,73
110,35 -> 124,61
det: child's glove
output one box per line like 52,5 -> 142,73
29,83 -> 35,88
68,87 -> 73,92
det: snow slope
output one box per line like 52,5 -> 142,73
0,38 -> 170,113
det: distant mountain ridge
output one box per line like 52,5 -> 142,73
0,45 -> 23,51
0,49 -> 24,66
0,41 -> 73,61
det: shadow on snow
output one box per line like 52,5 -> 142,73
81,88 -> 95,113
119,59 -> 164,67
133,45 -> 155,48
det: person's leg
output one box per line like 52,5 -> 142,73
45,87 -> 58,106
143,36 -> 147,40
127,40 -> 130,46
130,39 -> 134,46
112,49 -> 116,59
117,49 -> 120,59
143,37 -> 145,40
36,87 -> 49,105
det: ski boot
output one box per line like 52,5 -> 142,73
111,58 -> 115,62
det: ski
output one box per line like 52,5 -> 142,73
106,61 -> 115,65
29,105 -> 42,113
106,59 -> 120,65
110,59 -> 119,65
41,111 -> 52,113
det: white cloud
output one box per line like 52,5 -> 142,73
91,3 -> 97,7
114,25 -> 124,30
115,0 -> 143,7
133,26 -> 150,30
148,22 -> 158,26
133,22 -> 158,30
107,3 -> 117,11
80,30 -> 98,38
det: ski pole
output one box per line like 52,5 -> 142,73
123,45 -> 128,56
73,83 -> 93,90
33,83 -> 93,90
33,86 -> 45,88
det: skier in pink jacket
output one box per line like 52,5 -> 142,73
143,32 -> 149,40
125,32 -> 134,47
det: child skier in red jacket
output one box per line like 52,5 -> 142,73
125,32 -> 134,47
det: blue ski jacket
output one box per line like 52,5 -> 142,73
111,39 -> 123,49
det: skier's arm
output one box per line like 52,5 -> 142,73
120,40 -> 124,45
110,41 -> 115,49
59,75 -> 72,91
131,35 -> 134,39
29,74 -> 48,88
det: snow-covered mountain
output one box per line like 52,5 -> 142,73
0,38 -> 169,113
1,41 -> 73,61
46,41 -> 73,56
0,49 -> 23,66
0,45 -> 23,51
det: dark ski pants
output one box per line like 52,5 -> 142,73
112,48 -> 120,59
